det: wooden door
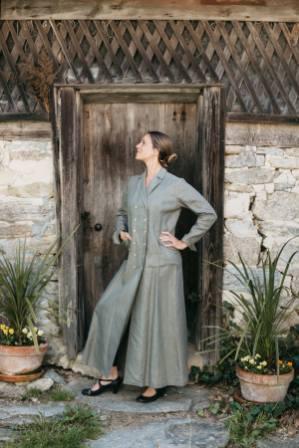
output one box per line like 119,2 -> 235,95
56,85 -> 224,362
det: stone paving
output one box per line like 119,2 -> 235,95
0,368 -> 298,447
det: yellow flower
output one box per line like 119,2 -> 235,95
249,358 -> 256,365
8,328 -> 14,335
22,328 -> 28,334
257,365 -> 262,369
3,329 -> 8,336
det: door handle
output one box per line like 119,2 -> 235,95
94,223 -> 103,232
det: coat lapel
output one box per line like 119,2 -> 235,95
136,167 -> 167,208
147,167 -> 167,194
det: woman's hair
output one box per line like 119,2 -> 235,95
147,130 -> 178,168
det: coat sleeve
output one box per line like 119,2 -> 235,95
176,178 -> 218,252
112,181 -> 129,245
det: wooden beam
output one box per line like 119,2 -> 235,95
58,86 -> 85,359
196,86 -> 225,365
0,119 -> 51,137
1,0 -> 299,21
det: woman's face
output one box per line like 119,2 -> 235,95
135,134 -> 159,162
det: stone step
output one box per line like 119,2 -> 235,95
86,417 -> 229,448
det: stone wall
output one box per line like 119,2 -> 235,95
223,122 -> 299,326
0,122 -> 67,366
0,121 -> 299,369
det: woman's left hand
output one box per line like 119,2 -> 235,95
159,231 -> 188,250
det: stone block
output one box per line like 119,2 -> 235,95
224,192 -> 251,219
223,233 -> 261,265
225,148 -> 257,168
225,167 -> 275,184
285,148 -> 299,157
27,378 -> 54,392
265,183 -> 274,193
291,169 -> 299,179
0,196 -> 54,222
224,182 -> 254,193
274,170 -> 296,190
87,418 -> 229,448
225,218 -> 258,238
7,182 -> 54,198
256,147 -> 285,156
225,145 -> 242,155
253,191 -> 299,221
266,155 -> 299,169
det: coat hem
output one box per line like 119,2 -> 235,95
122,376 -> 189,389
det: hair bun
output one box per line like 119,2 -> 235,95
167,153 -> 178,164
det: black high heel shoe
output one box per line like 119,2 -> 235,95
81,376 -> 123,396
136,387 -> 167,403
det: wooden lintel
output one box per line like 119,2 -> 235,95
0,119 -> 51,138
1,0 -> 299,22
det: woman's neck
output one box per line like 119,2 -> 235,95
144,161 -> 163,178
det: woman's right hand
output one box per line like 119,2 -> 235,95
119,231 -> 132,241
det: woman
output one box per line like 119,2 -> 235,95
81,131 -> 217,403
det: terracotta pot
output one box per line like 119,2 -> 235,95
236,365 -> 294,403
0,342 -> 48,375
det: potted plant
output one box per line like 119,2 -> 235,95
228,237 -> 299,402
0,228 -> 78,381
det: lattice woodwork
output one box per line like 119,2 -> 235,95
0,20 -> 298,118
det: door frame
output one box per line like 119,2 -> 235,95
53,83 -> 225,363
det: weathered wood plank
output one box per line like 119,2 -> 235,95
2,0 -> 299,21
226,121 -> 299,146
0,119 -> 51,136
59,86 -> 84,358
227,112 -> 299,124
196,86 -> 225,365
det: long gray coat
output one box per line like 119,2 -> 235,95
81,167 -> 217,388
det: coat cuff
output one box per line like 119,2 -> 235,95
181,238 -> 197,252
112,230 -> 122,245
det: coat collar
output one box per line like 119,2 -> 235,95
141,166 -> 167,195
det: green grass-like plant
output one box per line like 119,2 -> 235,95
229,236 -> 299,370
4,404 -> 102,448
21,385 -> 75,402
0,226 -> 78,349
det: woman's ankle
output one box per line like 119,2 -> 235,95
109,366 -> 119,379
